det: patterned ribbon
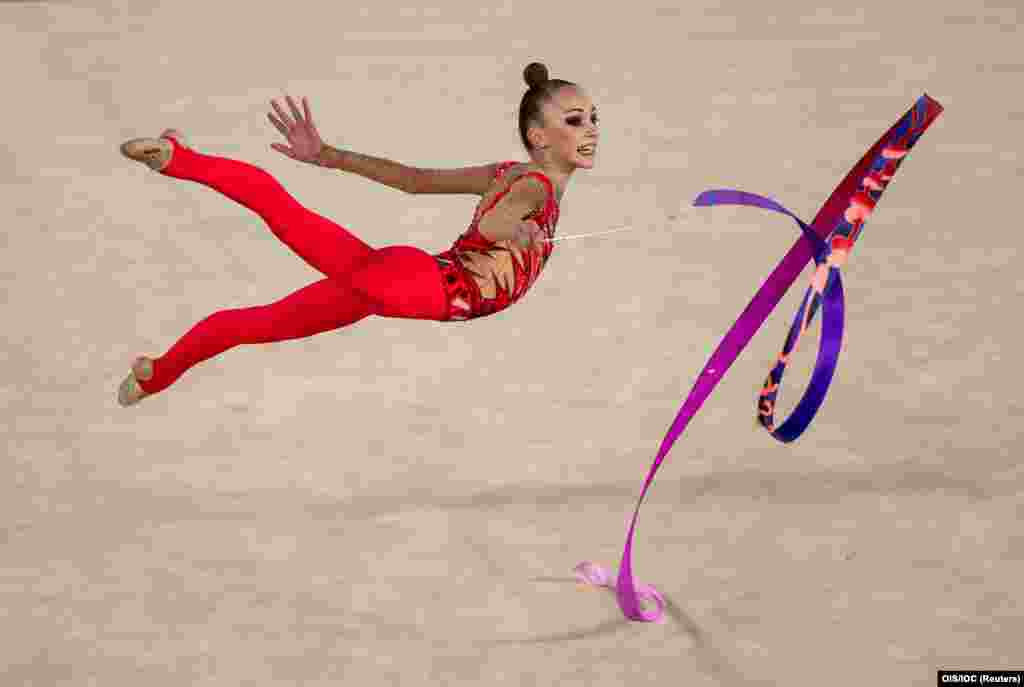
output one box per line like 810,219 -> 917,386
575,94 -> 944,622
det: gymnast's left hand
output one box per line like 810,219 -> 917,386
267,95 -> 325,164
514,219 -> 543,249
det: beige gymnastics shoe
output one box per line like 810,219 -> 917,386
119,129 -> 188,171
117,356 -> 155,407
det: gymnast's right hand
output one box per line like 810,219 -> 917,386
267,95 -> 325,164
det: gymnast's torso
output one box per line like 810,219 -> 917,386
434,161 -> 561,321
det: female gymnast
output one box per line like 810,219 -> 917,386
117,62 -> 599,406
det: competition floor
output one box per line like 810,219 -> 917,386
3,1 -> 1020,684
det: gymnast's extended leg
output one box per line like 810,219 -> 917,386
118,132 -> 449,404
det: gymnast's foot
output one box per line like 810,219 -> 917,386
117,356 -> 155,407
120,129 -> 188,171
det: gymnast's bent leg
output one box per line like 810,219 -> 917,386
117,133 -> 449,404
119,246 -> 449,404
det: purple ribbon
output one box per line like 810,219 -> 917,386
576,95 -> 944,622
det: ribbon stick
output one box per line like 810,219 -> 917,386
576,94 -> 944,622
544,225 -> 638,243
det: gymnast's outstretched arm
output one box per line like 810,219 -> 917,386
266,95 -> 498,196
315,145 -> 499,197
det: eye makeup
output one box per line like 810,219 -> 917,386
565,111 -> 599,126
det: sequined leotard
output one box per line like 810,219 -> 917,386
434,161 -> 560,321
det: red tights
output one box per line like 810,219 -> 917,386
136,138 -> 448,396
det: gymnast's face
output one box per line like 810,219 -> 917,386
533,86 -> 599,170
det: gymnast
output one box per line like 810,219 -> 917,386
117,62 -> 599,406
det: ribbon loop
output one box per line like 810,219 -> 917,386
758,268 -> 845,442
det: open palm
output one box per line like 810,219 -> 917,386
267,95 -> 324,163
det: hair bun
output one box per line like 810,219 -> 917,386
523,62 -> 549,89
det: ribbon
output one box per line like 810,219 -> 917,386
575,94 -> 944,622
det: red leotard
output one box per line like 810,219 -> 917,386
434,161 -> 560,320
